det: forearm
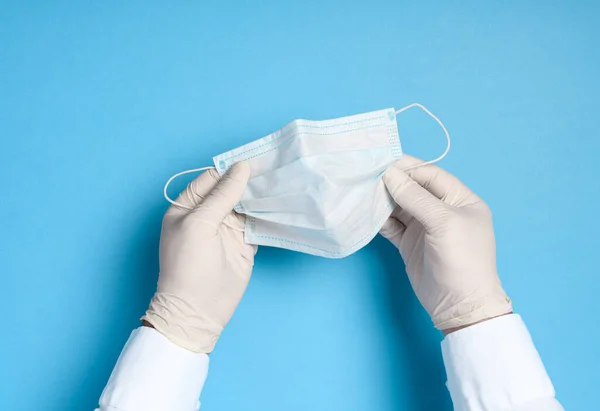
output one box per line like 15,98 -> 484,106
442,314 -> 563,411
96,327 -> 209,411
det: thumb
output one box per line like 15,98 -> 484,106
194,161 -> 250,225
383,161 -> 445,231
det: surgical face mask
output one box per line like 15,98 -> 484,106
164,103 -> 450,258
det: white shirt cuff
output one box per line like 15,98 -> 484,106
442,314 -> 563,411
97,327 -> 209,411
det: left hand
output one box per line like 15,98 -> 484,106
143,162 -> 256,353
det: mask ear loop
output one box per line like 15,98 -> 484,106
163,166 -> 214,211
164,104 -> 449,209
394,103 -> 451,172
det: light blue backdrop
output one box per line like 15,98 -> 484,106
1,1 -> 598,410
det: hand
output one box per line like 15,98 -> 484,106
380,155 -> 512,331
143,162 -> 256,353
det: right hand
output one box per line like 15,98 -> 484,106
380,155 -> 512,332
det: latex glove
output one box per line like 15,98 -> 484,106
380,155 -> 512,331
142,162 -> 256,353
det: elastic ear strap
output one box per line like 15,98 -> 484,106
165,105 -> 448,208
394,103 -> 451,172
163,166 -> 214,211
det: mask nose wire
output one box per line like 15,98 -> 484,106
164,166 -> 214,210
394,103 -> 451,172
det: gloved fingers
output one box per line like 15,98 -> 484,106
383,162 -> 445,232
194,162 -> 250,226
168,168 -> 220,213
222,212 -> 246,232
391,206 -> 414,226
379,217 -> 406,249
189,168 -> 221,201
396,155 -> 482,207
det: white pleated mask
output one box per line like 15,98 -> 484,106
165,103 -> 450,258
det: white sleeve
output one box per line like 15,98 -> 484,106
441,314 -> 563,411
95,326 -> 209,411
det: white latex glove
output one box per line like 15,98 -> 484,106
380,155 -> 512,331
142,162 -> 256,353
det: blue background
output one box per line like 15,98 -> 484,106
1,1 -> 598,410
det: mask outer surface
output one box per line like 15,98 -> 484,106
213,108 -> 402,258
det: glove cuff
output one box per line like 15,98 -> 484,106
142,292 -> 223,354
434,288 -> 513,330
